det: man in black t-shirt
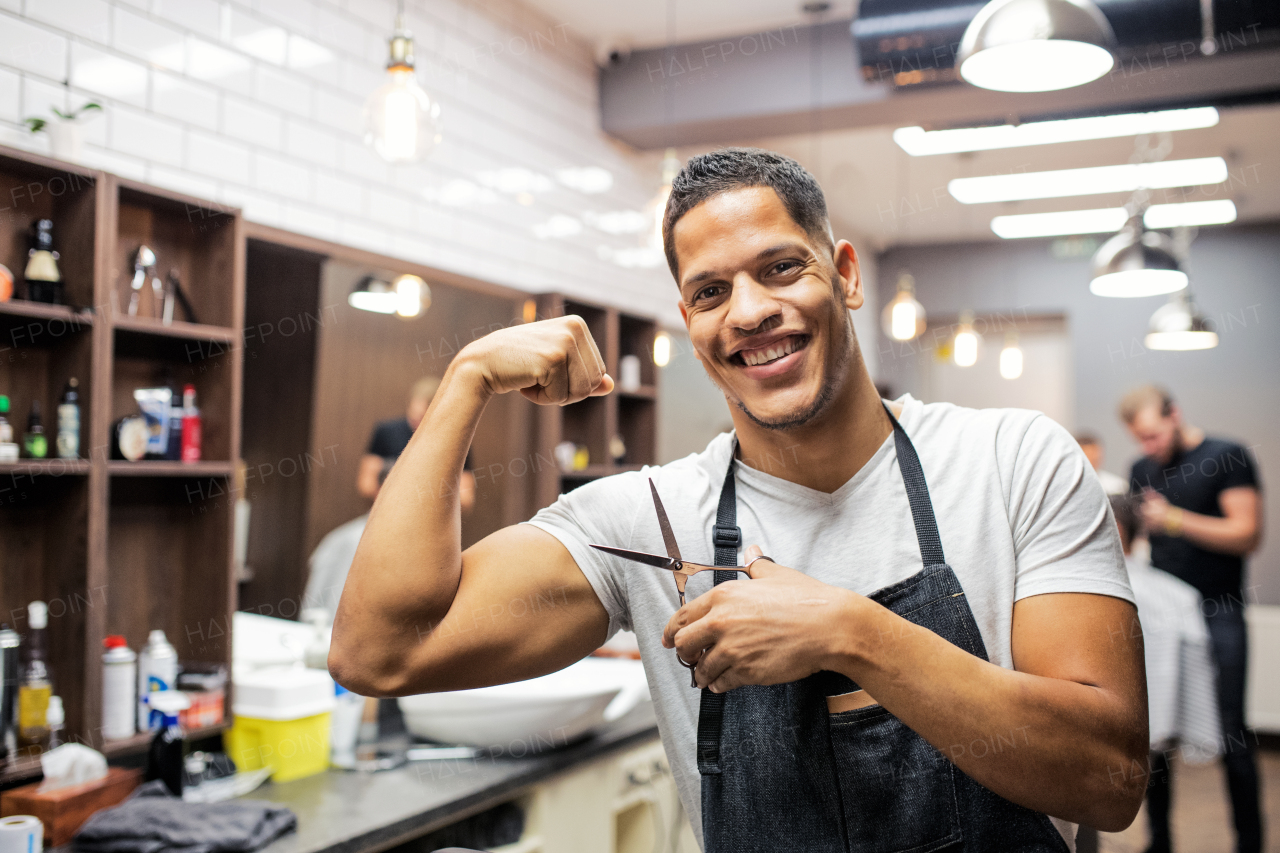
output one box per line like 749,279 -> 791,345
1122,385 -> 1264,853
358,376 -> 475,512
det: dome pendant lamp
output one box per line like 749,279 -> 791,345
958,0 -> 1117,93
1090,213 -> 1188,297
1145,291 -> 1217,351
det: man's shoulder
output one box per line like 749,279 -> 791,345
907,396 -> 1057,451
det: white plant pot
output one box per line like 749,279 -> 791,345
47,120 -> 84,163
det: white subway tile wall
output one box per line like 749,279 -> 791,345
0,0 -> 675,321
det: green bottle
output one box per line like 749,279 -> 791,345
0,395 -> 16,463
23,399 -> 46,459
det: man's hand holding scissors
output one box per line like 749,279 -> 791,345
662,545 -> 857,693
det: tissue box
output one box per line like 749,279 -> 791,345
1,766 -> 142,845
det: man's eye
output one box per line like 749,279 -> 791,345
694,285 -> 724,302
770,261 -> 800,275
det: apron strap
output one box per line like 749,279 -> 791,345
885,405 -> 946,567
697,457 -> 741,774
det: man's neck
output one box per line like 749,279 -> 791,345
1179,425 -> 1205,453
732,370 -> 892,494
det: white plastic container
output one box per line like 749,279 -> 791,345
101,636 -> 136,741
137,630 -> 178,733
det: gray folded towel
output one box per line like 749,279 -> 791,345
74,780 -> 297,853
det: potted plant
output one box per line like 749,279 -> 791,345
25,102 -> 102,163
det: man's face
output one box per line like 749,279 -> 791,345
673,187 -> 861,429
1127,405 -> 1179,464
407,396 -> 430,430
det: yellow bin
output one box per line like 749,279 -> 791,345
227,666 -> 334,782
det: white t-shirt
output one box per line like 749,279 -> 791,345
527,395 -> 1133,850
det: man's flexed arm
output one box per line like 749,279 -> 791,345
329,317 -> 615,697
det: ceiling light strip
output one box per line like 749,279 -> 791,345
951,157 -> 1228,204
991,199 -> 1238,238
894,108 -> 1219,156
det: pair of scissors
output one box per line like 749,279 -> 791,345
590,479 -> 770,688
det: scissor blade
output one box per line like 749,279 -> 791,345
589,544 -> 677,571
649,479 -> 682,562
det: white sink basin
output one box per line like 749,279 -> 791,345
398,657 -> 650,754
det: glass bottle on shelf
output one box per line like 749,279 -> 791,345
17,601 -> 52,749
23,219 -> 63,305
23,400 -> 47,459
56,378 -> 80,460
0,395 -> 17,462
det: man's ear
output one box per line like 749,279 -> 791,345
833,240 -> 862,310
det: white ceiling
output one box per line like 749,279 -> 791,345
523,0 -> 856,53
520,0 -> 1279,248
746,103 -> 1280,248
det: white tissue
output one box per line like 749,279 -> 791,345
38,743 -> 108,792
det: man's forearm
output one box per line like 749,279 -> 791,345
826,593 -> 1146,830
331,358 -> 491,692
1171,508 -> 1259,555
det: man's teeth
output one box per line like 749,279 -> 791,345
742,337 -> 799,366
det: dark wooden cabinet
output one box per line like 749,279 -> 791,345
0,147 -> 242,777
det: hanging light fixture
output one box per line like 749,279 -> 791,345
363,1 -> 441,164
1090,212 -> 1188,297
999,332 -> 1024,379
881,272 -> 927,342
653,331 -> 672,367
349,274 -> 430,318
953,311 -> 982,367
1145,291 -> 1217,350
957,0 -> 1116,93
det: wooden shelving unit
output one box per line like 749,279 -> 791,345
532,295 -> 660,506
0,145 -> 242,777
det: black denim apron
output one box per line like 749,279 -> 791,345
697,410 -> 1071,853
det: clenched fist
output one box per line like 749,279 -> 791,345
458,316 -> 615,405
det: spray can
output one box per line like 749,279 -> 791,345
137,630 -> 178,733
102,636 -> 136,741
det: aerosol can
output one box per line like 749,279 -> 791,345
137,630 -> 178,733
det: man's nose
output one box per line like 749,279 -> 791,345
724,274 -> 780,332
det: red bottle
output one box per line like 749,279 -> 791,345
180,384 -> 202,462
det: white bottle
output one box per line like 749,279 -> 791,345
102,636 -> 137,741
137,630 -> 178,733
46,695 -> 64,748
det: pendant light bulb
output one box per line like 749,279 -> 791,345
881,272 -> 927,342
653,331 -> 672,367
363,14 -> 441,164
1144,291 -> 1217,351
999,333 -> 1023,379
953,310 -> 981,367
958,0 -> 1116,93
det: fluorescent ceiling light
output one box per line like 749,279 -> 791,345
991,199 -> 1238,238
950,157 -> 1227,203
894,108 -> 1219,156
1144,199 -> 1237,228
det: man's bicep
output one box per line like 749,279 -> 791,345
399,524 -> 609,693
1011,594 -> 1145,700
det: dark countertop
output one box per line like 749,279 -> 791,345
254,703 -> 660,853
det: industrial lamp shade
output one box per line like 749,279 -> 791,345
958,0 -> 1116,92
1145,292 -> 1218,351
1090,214 -> 1189,297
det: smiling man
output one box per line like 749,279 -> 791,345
330,149 -> 1148,852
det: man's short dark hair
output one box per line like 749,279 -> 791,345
661,147 -> 831,280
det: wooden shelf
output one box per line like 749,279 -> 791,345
0,299 -> 95,326
112,315 -> 236,343
107,460 -> 234,477
0,144 -> 243,754
0,458 -> 91,476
